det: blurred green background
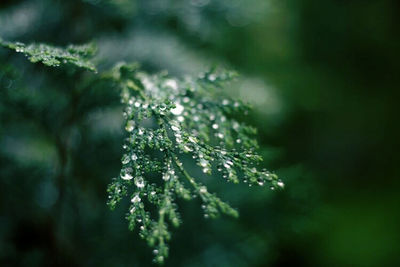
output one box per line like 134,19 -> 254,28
1,0 -> 399,266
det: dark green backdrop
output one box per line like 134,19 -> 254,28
0,0 -> 399,266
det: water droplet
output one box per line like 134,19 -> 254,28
121,173 -> 133,180
130,207 -> 136,214
171,125 -> 179,132
163,173 -> 170,181
199,159 -> 208,167
171,103 -> 184,115
122,155 -> 130,164
199,186 -> 207,193
223,160 -> 233,169
183,145 -> 192,152
164,79 -> 178,90
125,120 -> 135,132
131,194 -> 141,203
135,177 -> 145,188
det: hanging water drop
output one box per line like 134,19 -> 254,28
121,173 -> 133,180
199,186 -> 207,193
208,74 -> 216,81
171,102 -> 184,115
163,173 -> 170,181
125,120 -> 135,132
122,155 -> 130,164
199,158 -> 208,167
131,194 -> 141,203
135,177 -> 145,188
184,145 -> 193,152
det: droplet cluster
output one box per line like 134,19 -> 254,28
0,38 -> 97,72
106,64 -> 283,264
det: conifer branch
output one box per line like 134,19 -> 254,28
1,40 -> 283,265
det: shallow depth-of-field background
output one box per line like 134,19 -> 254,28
0,1 -> 399,266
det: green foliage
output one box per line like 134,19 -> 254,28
106,63 -> 283,264
0,38 -> 97,72
1,42 -> 282,265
